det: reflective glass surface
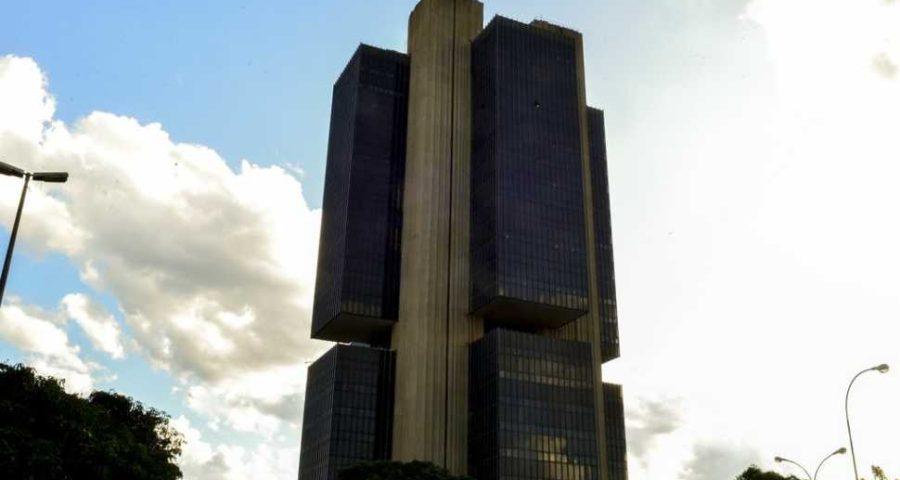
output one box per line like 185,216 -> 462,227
312,45 -> 409,344
602,383 -> 627,480
298,345 -> 395,480
470,17 -> 590,328
587,108 -> 619,363
469,329 -> 600,480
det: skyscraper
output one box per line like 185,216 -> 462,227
300,2 -> 626,480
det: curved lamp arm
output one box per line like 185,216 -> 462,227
846,364 -> 889,480
813,447 -> 846,480
775,456 -> 812,480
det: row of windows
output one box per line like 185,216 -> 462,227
470,326 -> 601,480
497,450 -> 598,467
603,383 -> 628,480
470,15 -> 590,327
498,355 -> 593,377
587,108 -> 621,364
298,345 -> 395,480
311,44 -> 408,344
498,371 -> 592,389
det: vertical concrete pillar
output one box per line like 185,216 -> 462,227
444,2 -> 484,472
391,0 -> 483,469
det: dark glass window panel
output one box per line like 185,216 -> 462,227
587,108 -> 620,363
603,383 -> 628,480
469,328 -> 601,480
471,17 -> 589,329
312,45 -> 409,344
299,345 -> 395,480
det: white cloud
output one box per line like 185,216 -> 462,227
627,397 -> 683,463
872,52 -> 898,79
0,297 -> 97,394
678,443 -> 761,480
62,293 -> 125,359
0,53 -> 327,478
0,55 -> 330,444
184,363 -> 309,438
173,415 -> 298,480
0,56 -> 54,144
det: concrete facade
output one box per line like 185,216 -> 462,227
391,0 -> 484,469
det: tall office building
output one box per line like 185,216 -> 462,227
300,2 -> 625,480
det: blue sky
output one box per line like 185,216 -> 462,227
1,1 -> 900,479
4,0 -> 385,205
1,0 -> 662,205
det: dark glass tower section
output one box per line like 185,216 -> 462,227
470,17 -> 589,329
312,45 -> 409,344
602,383 -> 628,480
587,108 -> 620,363
298,345 -> 396,480
469,329 -> 600,480
301,4 -> 627,479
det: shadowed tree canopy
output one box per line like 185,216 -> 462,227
737,464 -> 897,480
338,461 -> 474,480
736,466 -> 801,480
0,363 -> 183,480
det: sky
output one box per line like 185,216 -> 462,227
0,0 -> 898,479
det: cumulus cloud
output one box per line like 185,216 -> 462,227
184,363 -> 309,437
173,416 -> 298,480
0,297 -> 98,394
62,293 -> 125,359
0,55 -> 330,435
872,52 -> 898,79
627,397 -> 683,462
0,56 -> 55,144
678,443 -> 761,480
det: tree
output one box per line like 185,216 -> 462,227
864,466 -> 898,480
736,466 -> 801,480
338,461 -> 474,480
737,464 -> 897,480
0,363 -> 183,479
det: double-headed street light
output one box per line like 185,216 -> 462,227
0,160 -> 69,306
846,363 -> 890,480
775,447 -> 846,480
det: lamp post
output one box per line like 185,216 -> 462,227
846,364 -> 890,480
0,160 -> 69,306
813,447 -> 846,480
775,448 -> 846,480
774,456 -> 812,480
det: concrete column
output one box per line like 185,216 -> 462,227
444,2 -> 484,473
391,0 -> 483,469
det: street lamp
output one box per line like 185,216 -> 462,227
775,456 -> 812,480
813,447 -> 847,480
775,448 -> 846,480
846,364 -> 890,480
0,160 -> 69,305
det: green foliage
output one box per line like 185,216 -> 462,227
736,466 -> 801,480
863,465 -> 898,480
338,460 -> 474,480
739,464 -> 898,480
0,363 -> 183,480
